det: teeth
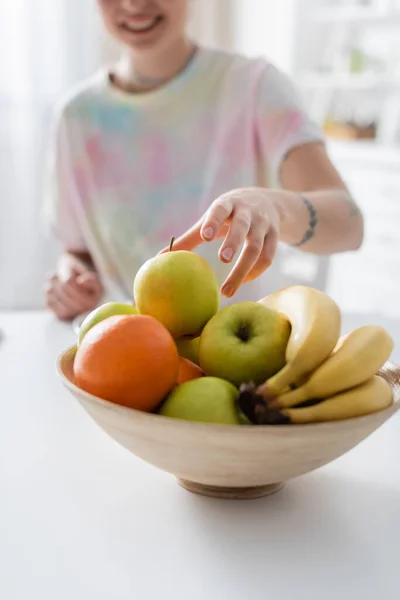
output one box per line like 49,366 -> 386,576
124,18 -> 158,32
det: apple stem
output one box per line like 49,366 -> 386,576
169,237 -> 175,252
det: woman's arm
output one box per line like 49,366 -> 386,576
166,142 -> 364,297
277,142 -> 364,253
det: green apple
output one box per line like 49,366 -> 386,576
199,302 -> 291,387
160,377 -> 241,425
133,249 -> 220,338
78,302 -> 138,344
175,336 -> 201,365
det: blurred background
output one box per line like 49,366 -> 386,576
1,0 -> 399,319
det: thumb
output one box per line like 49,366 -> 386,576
158,223 -> 204,255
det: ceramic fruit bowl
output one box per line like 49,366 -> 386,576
57,347 -> 400,500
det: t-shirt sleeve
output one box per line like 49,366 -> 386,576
256,64 -> 325,187
43,109 -> 87,251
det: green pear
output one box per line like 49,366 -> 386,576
134,248 -> 220,338
78,302 -> 138,344
160,377 -> 241,425
175,336 -> 201,365
199,302 -> 291,387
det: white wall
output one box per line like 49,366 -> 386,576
188,0 -> 234,49
232,0 -> 298,73
0,0 -> 103,310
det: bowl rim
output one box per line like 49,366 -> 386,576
57,345 -> 400,434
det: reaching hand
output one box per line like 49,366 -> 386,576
163,188 -> 282,298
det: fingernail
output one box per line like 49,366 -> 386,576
203,227 -> 214,240
223,284 -> 234,298
222,248 -> 233,261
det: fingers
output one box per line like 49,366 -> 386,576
46,295 -> 68,320
45,274 -> 101,320
159,199 -> 234,254
54,278 -> 89,307
218,209 -> 251,263
76,272 -> 103,297
46,293 -> 77,321
200,198 -> 234,242
45,278 -> 76,321
221,226 -> 265,297
158,191 -> 280,297
167,221 -> 231,253
246,228 -> 279,283
161,220 -> 204,253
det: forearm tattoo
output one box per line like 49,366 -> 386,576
292,194 -> 318,248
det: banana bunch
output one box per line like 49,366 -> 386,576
237,286 -> 396,425
273,325 -> 394,409
258,286 -> 342,397
281,376 -> 393,424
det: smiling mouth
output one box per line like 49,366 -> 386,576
120,16 -> 164,35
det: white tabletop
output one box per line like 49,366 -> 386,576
1,311 -> 399,600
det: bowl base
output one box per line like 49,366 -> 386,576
178,479 -> 284,500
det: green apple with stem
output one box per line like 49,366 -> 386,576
199,302 -> 291,387
160,377 -> 242,425
134,238 -> 220,338
78,302 -> 138,345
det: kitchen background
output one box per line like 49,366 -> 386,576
1,0 -> 399,318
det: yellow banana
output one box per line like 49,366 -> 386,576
282,375 -> 394,424
258,286 -> 341,396
275,325 -> 394,409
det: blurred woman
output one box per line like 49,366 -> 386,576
45,0 -> 363,319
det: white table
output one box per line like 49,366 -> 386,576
1,311 -> 399,600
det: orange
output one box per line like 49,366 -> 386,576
177,357 -> 205,385
74,314 -> 179,411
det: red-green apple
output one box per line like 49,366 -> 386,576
199,302 -> 291,387
78,302 -> 137,344
160,377 -> 241,425
134,250 -> 219,338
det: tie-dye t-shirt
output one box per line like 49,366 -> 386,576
47,47 -> 323,303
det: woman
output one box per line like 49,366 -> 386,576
45,0 -> 364,320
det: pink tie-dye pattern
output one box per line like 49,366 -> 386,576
141,135 -> 171,186
85,136 -> 130,188
153,206 -> 201,245
165,114 -> 215,183
50,49 -> 323,298
219,115 -> 254,173
74,166 -> 89,201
